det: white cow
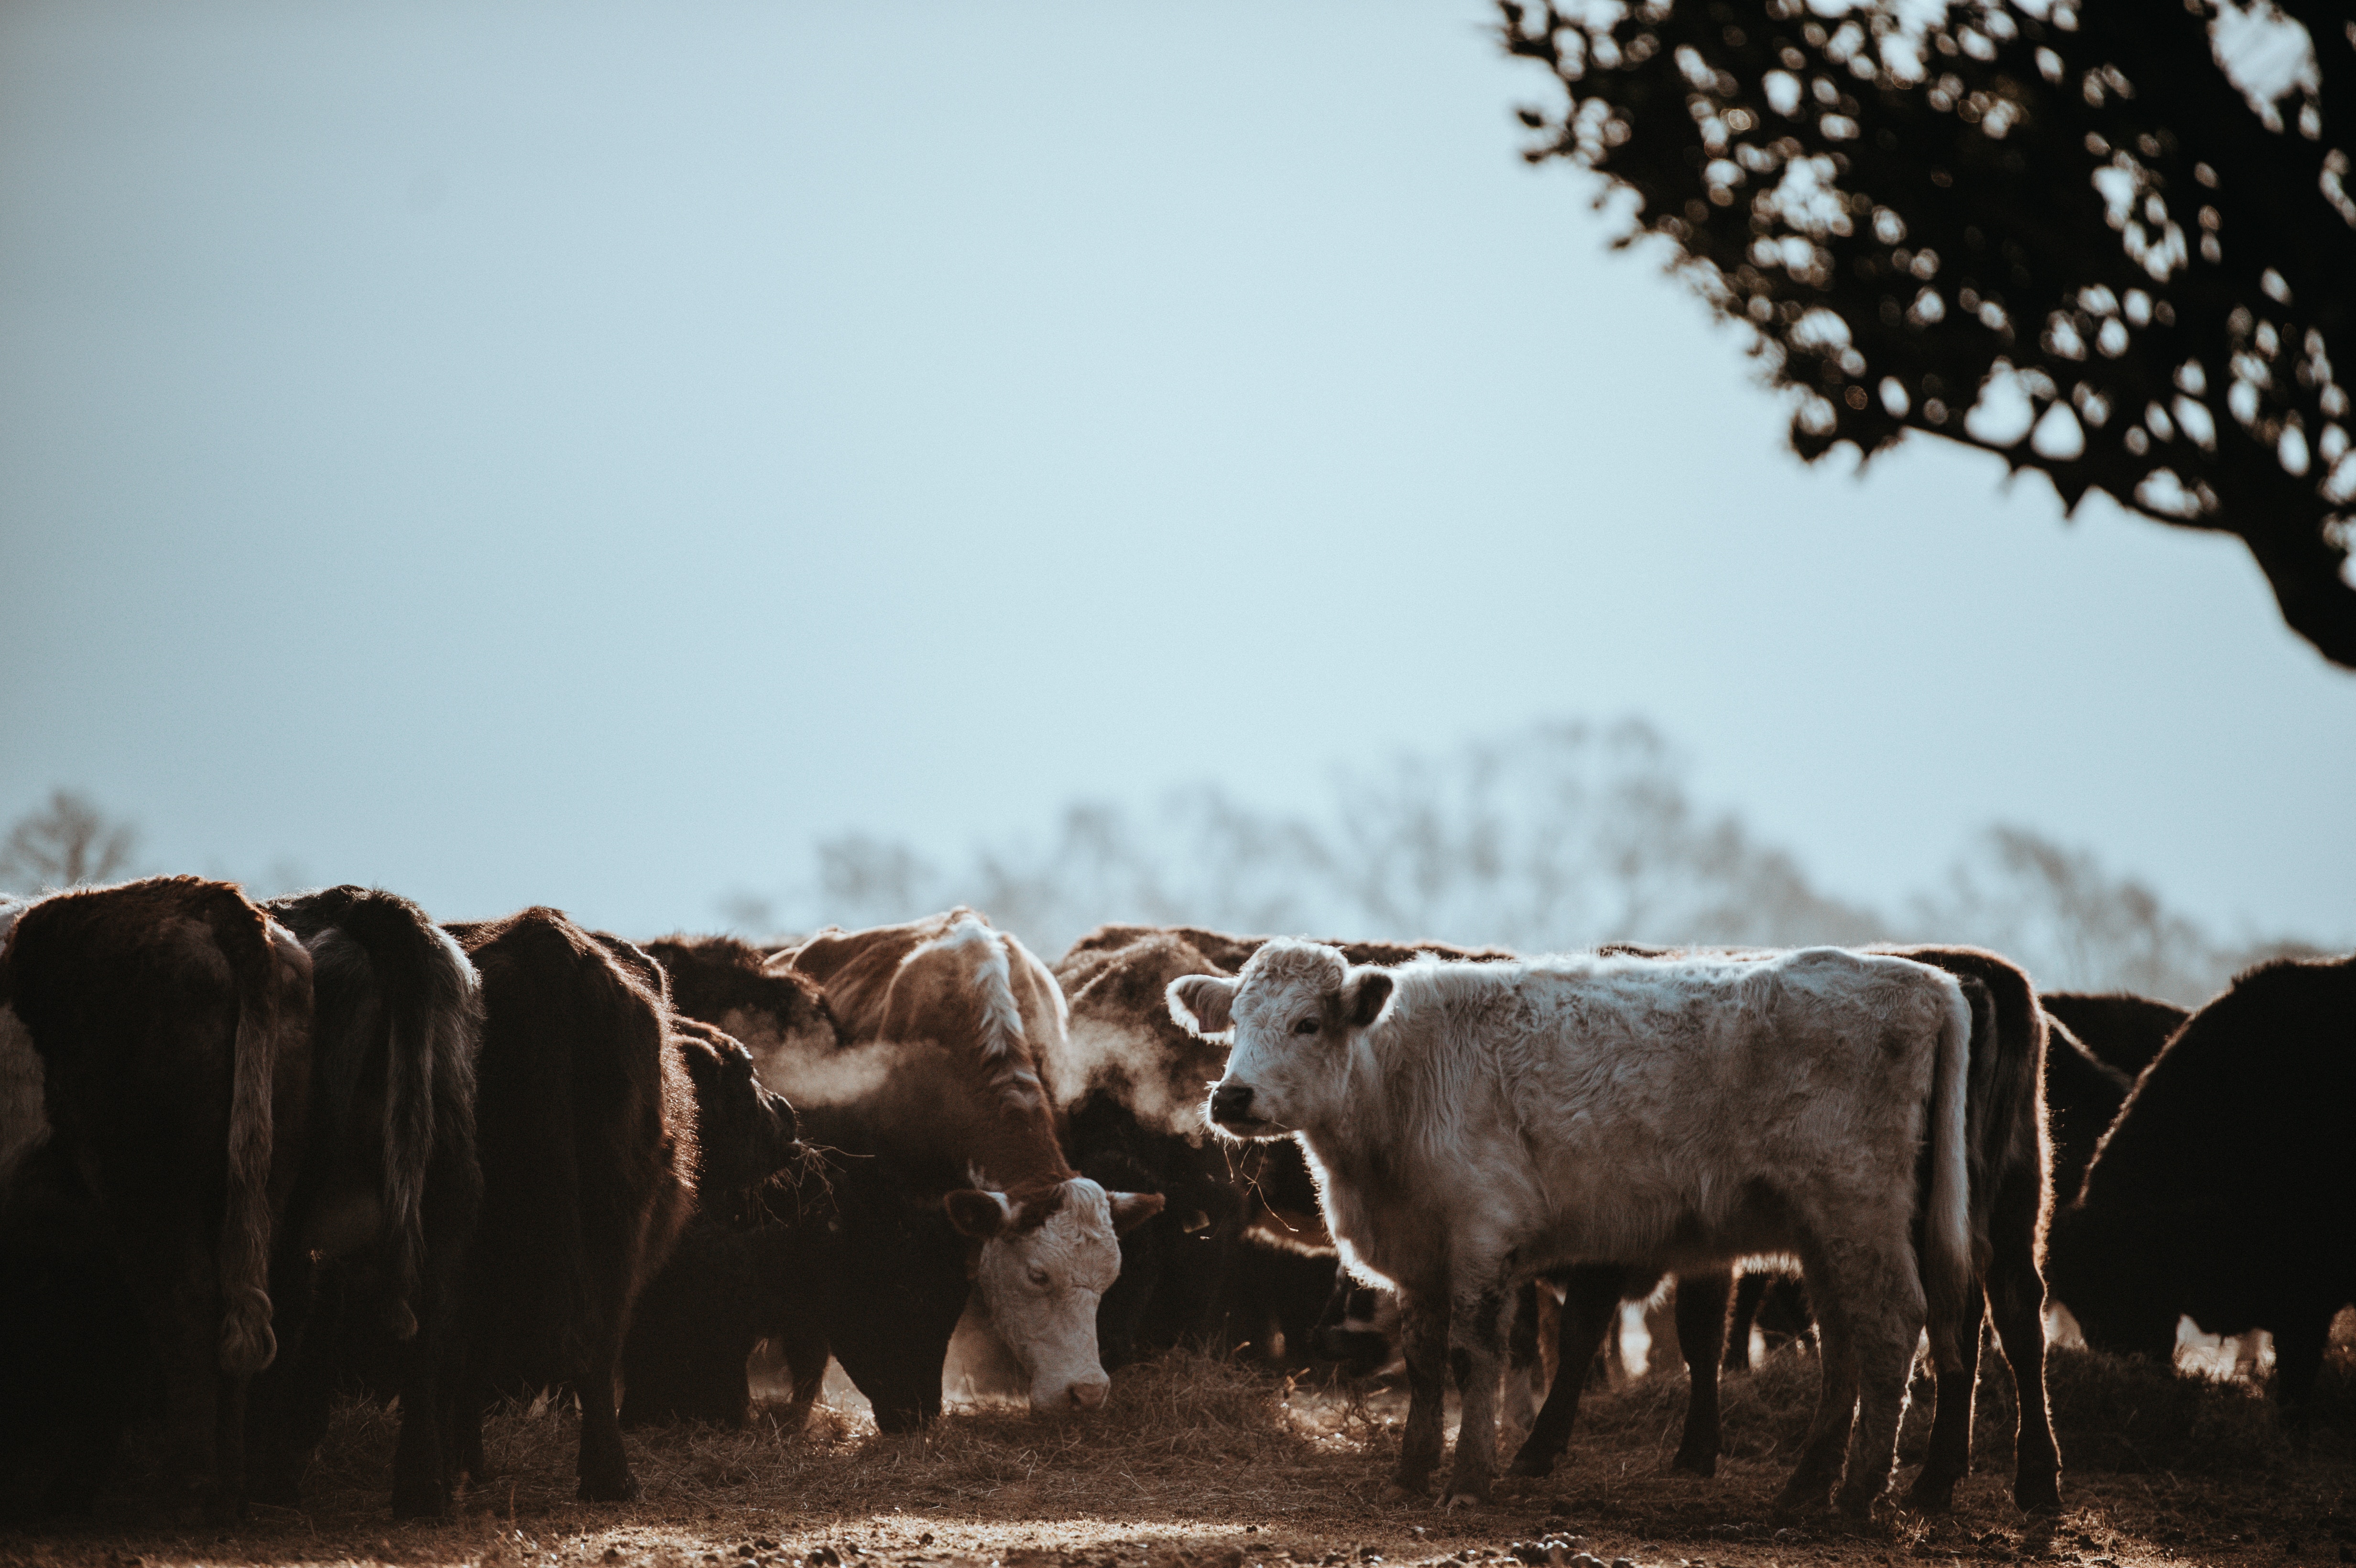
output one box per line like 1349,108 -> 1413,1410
1171,940 -> 1973,1515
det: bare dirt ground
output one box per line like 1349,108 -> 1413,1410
5,1321 -> 2350,1568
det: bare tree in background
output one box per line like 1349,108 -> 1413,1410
1503,0 -> 2356,666
1320,719 -> 1884,950
0,790 -> 138,891
1908,821 -> 2317,1003
761,719 -> 2315,1001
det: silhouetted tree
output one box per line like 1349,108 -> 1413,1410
1503,0 -> 2356,666
0,789 -> 137,890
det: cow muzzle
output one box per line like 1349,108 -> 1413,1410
1208,1082 -> 1267,1132
1038,1372 -> 1111,1413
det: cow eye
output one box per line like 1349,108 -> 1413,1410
1292,1017 -> 1320,1036
1027,1266 -> 1051,1288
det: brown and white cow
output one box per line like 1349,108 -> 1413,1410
1175,941 -> 1974,1515
773,909 -> 1162,1416
0,877 -> 313,1515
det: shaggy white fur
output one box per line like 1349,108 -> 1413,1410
1175,940 -> 1972,1517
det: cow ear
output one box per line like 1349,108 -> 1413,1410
1107,1190 -> 1166,1236
945,1188 -> 1014,1239
1343,969 -> 1394,1029
1167,974 -> 1238,1036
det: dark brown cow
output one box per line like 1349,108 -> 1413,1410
248,886 -> 483,1518
2041,990 -> 2191,1079
2041,1015 -> 2133,1211
0,877 -> 312,1516
774,910 -> 1161,1420
619,1015 -> 804,1428
448,910 -> 696,1501
2048,953 -> 2356,1426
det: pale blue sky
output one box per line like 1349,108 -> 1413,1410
2,1 -> 2349,944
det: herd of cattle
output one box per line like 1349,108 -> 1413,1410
0,878 -> 2348,1526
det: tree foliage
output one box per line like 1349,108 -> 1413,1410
1502,0 -> 2356,666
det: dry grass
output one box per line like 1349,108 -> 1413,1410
5,1331 -> 2353,1568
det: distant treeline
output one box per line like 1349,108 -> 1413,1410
736,720 -> 2315,1009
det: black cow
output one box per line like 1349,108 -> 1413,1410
448,910 -> 696,1501
619,1015 -> 803,1427
637,934 -> 972,1432
247,885 -> 483,1519
2041,990 -> 2190,1079
0,878 -> 312,1517
2041,1014 -> 2133,1209
2048,953 -> 2356,1426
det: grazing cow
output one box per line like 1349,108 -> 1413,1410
247,886 -> 483,1519
1176,941 -> 1973,1514
448,910 -> 696,1501
619,1015 -> 805,1428
2040,991 -> 2190,1079
2047,953 -> 2356,1425
773,910 -> 1162,1420
0,877 -> 312,1516
2040,1015 -> 2131,1209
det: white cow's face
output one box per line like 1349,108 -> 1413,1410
1169,940 -> 1394,1142
947,1177 -> 1163,1413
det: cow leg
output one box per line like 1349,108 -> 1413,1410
1834,1251 -> 1929,1519
1392,1285 -> 1450,1497
1775,1274 -> 1859,1511
390,1324 -> 456,1519
1442,1280 -> 1513,1507
1500,1281 -> 1543,1442
247,1257 -> 332,1509
1671,1267 -> 1734,1476
1507,1265 -> 1622,1478
772,1318 -> 831,1432
2271,1306 -> 2334,1437
1905,1286 -> 1983,1513
574,1337 -> 639,1502
1980,1157 -> 2060,1512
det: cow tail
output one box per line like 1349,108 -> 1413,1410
380,915 -> 481,1342
219,913 -> 306,1376
1921,976 -> 1975,1359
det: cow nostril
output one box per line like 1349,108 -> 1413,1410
1210,1084 -> 1254,1122
1069,1380 -> 1108,1411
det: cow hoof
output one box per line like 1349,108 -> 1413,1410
1904,1476 -> 1958,1514
1440,1491 -> 1488,1513
1671,1453 -> 1719,1479
2015,1475 -> 2062,1515
1833,1487 -> 1882,1521
1383,1481 -> 1430,1504
578,1473 -> 642,1504
1505,1452 -> 1557,1480
391,1484 -> 451,1520
1771,1481 -> 1830,1514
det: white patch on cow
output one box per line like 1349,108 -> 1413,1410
969,1177 -> 1122,1414
907,915 -> 1047,1111
914,917 -> 1024,1062
0,894 -> 48,1194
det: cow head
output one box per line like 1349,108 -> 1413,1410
1170,938 -> 1394,1141
943,1176 -> 1163,1413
